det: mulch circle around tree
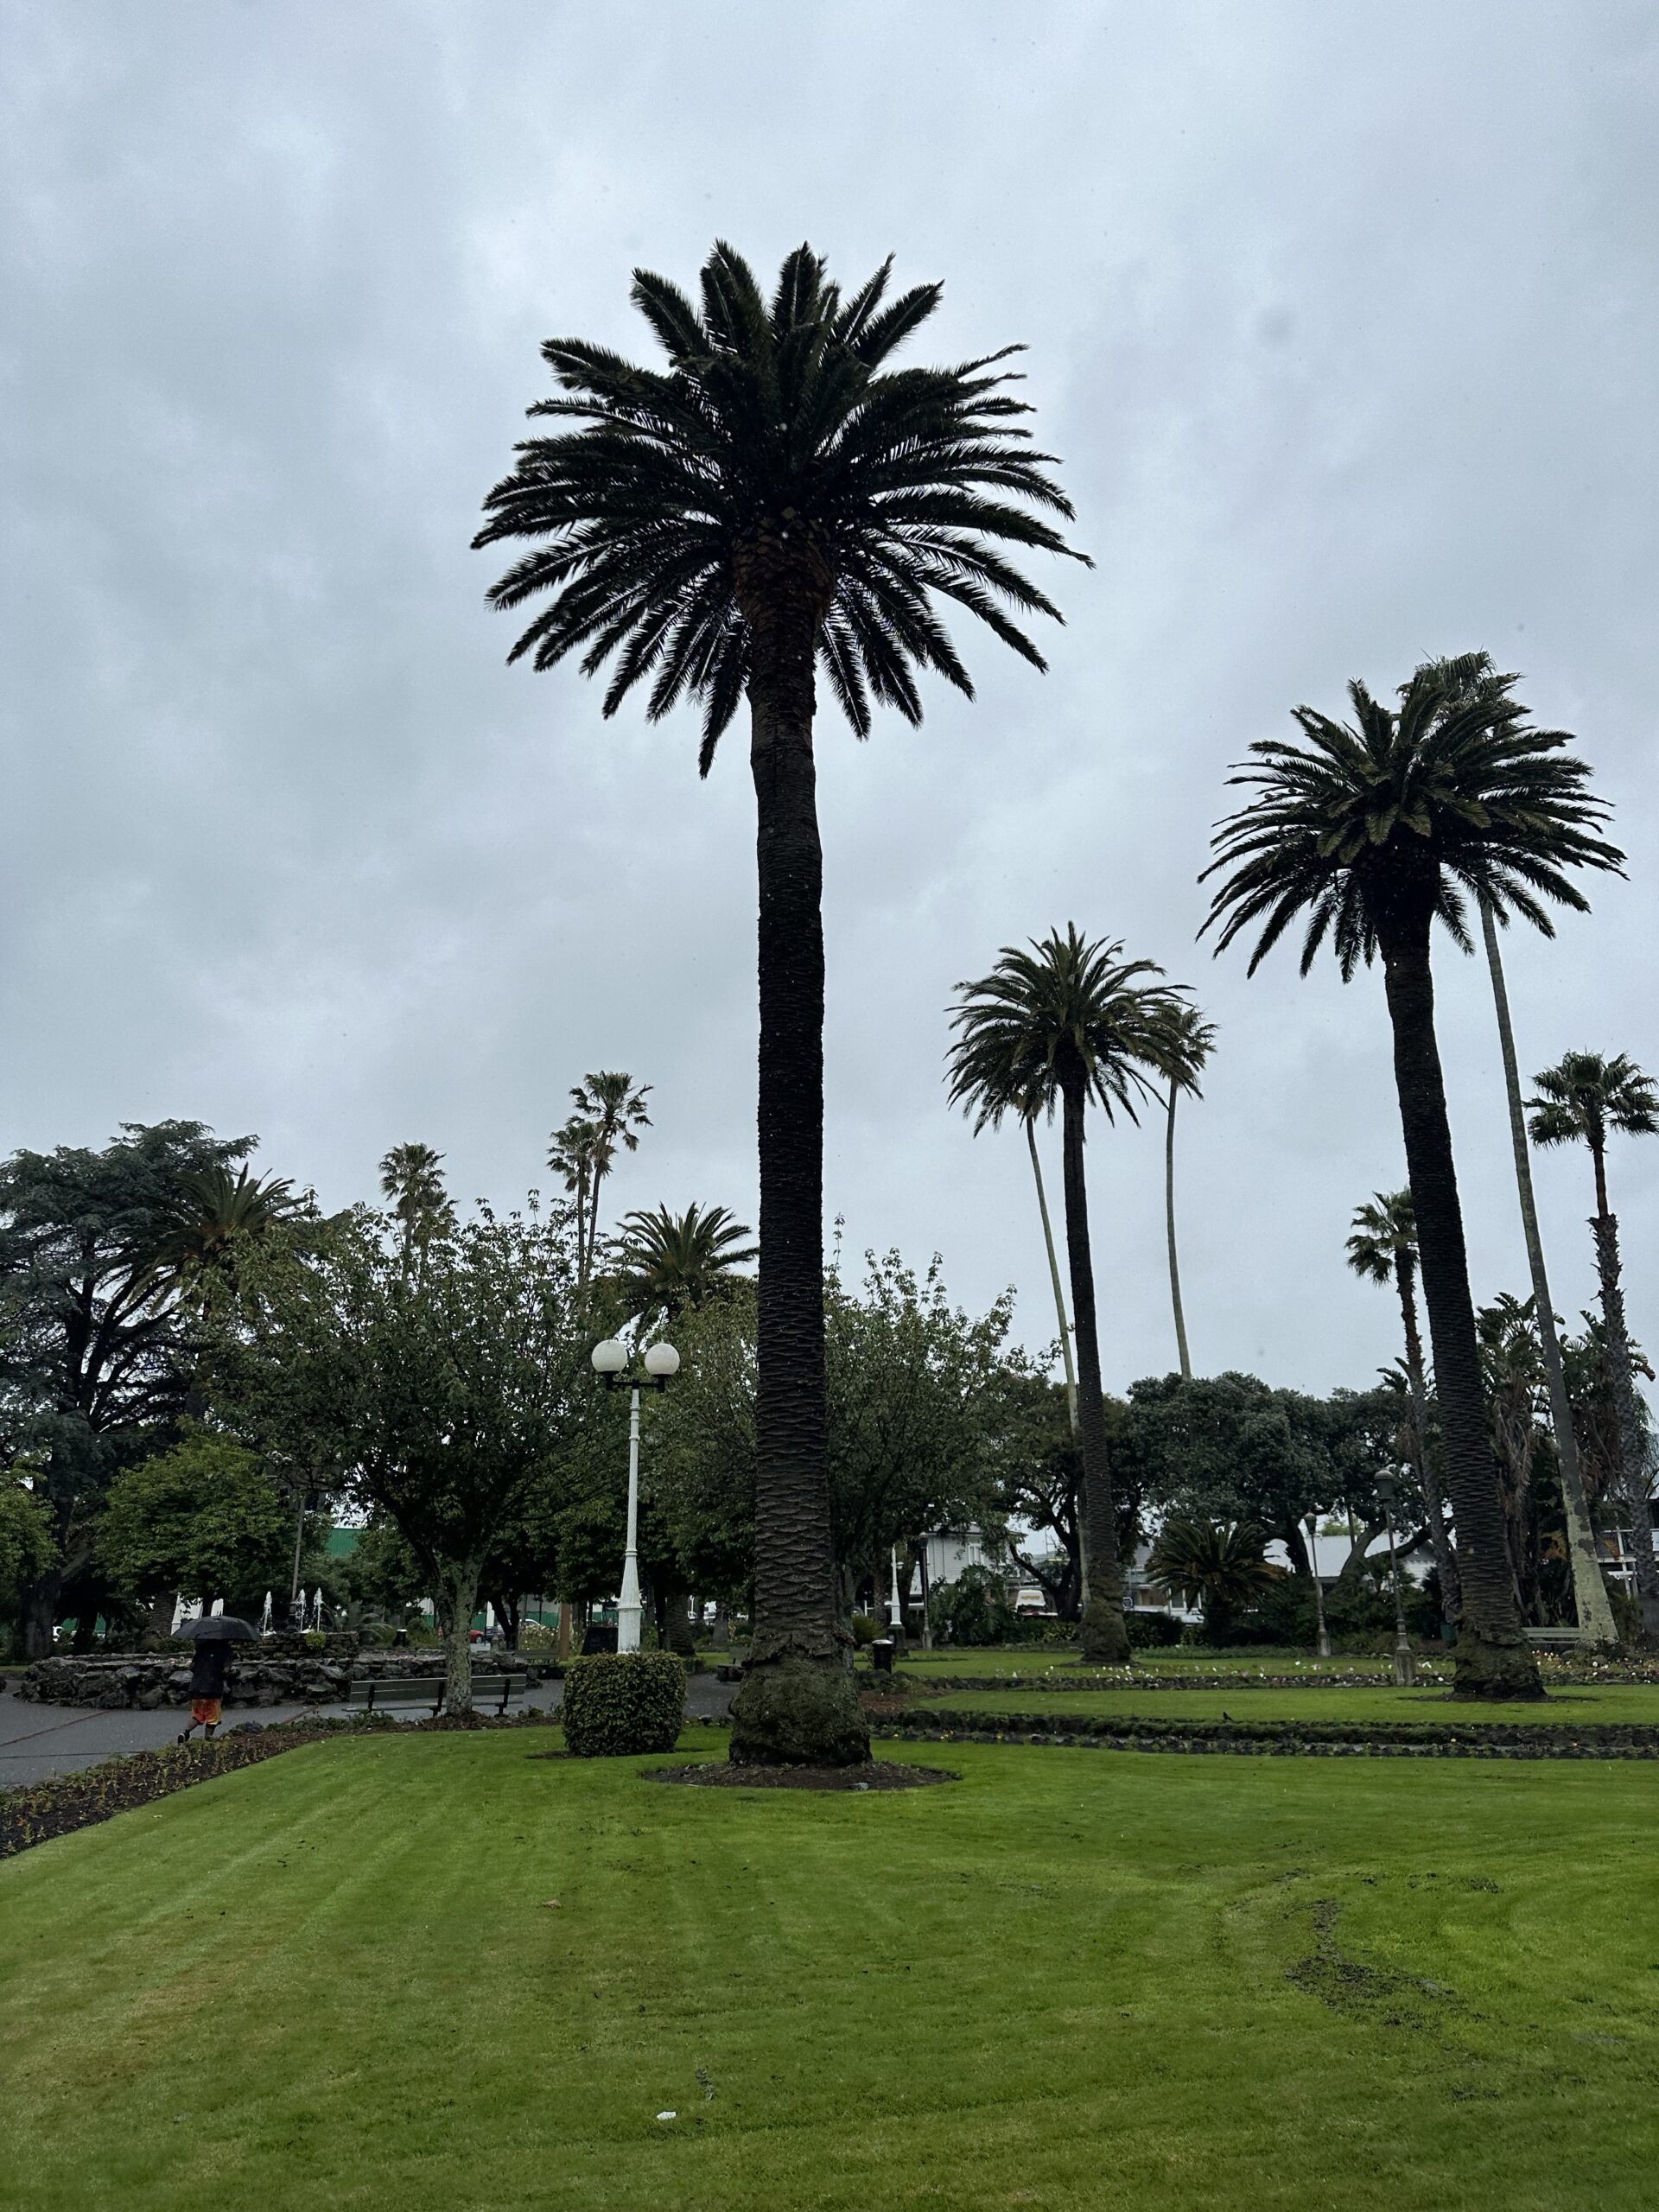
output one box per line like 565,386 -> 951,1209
644,1760 -> 959,1791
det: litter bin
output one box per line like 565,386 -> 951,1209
872,1638 -> 894,1674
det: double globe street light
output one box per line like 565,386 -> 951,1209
590,1337 -> 681,1654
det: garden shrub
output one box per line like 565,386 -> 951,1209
850,1612 -> 883,1647
1124,1610 -> 1182,1649
561,1651 -> 686,1758
927,1565 -> 1015,1647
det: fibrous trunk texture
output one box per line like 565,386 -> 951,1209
1059,1068 -> 1130,1665
1479,901 -> 1617,1645
1379,925 -> 1542,1700
728,601 -> 868,1767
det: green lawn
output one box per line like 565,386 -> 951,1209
892,1646 -> 1448,1679
902,1682 -> 1659,1727
3,1729 -> 1658,2209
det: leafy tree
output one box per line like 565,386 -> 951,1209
995,1371 -> 1084,1619
339,1517 -> 433,1626
1345,1190 -> 1459,1622
1145,1519 -> 1282,1643
0,1482 -> 54,1641
928,1562 -> 1015,1647
475,241 -> 1083,1765
97,1427 -> 292,1623
378,1144 -> 457,1274
948,927 -> 1196,1661
0,1121 -> 251,1655
1160,1003 -> 1217,1382
218,1202 -> 587,1713
1203,654 -> 1622,1699
611,1202 -> 756,1323
1529,1050 -> 1659,1619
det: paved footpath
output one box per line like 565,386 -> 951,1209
1,1672 -> 734,1791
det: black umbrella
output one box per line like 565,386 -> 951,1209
174,1615 -> 258,1642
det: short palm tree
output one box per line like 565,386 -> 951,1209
477,242 -> 1084,1764
947,925 -> 1194,1662
149,1162 -> 310,1310
570,1071 -> 652,1263
612,1201 -> 757,1323
1529,1050 -> 1659,1618
1346,1190 -> 1459,1625
1145,1518 -> 1281,1643
1203,652 -> 1623,1699
1156,1003 -> 1217,1382
378,1143 -> 456,1273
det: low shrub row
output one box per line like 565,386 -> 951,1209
878,1707 -> 1659,1758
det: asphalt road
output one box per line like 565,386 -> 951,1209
0,1672 -> 735,1790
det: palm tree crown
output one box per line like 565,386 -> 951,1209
1159,1002 -> 1218,1100
474,241 -> 1086,773
150,1163 -> 310,1299
612,1202 -> 758,1323
1201,655 -> 1624,974
1345,1190 -> 1418,1287
1528,1052 -> 1659,1198
378,1143 -> 456,1252
945,925 -> 1196,1128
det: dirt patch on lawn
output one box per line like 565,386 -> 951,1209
645,1759 -> 959,1791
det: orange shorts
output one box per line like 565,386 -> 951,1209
190,1698 -> 222,1726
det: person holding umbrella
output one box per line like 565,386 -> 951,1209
174,1612 -> 257,1741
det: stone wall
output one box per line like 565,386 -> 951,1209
15,1649 -> 541,1710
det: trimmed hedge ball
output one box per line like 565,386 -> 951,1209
561,1651 -> 686,1757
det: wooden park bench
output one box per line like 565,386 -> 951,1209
345,1674 -> 531,1719
1522,1628 -> 1588,1649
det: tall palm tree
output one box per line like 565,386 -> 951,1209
378,1143 -> 456,1274
1156,1003 -> 1217,1382
546,1116 -> 602,1283
1345,1190 -> 1459,1628
1529,1049 -> 1659,1624
570,1071 -> 652,1262
1202,652 -> 1623,1700
948,925 -> 1194,1662
476,242 -> 1083,1765
612,1201 -> 757,1323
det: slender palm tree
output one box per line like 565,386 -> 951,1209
612,1201 -> 757,1323
1202,653 -> 1623,1699
570,1071 -> 652,1262
378,1142 -> 456,1274
477,243 -> 1084,1764
1346,1190 -> 1459,1627
1156,1003 -> 1217,1382
546,1116 -> 602,1283
1529,1050 -> 1659,1622
947,925 -> 1194,1662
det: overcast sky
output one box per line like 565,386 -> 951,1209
3,2 -> 1656,1400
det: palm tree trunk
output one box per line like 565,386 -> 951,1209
575,1163 -> 591,1287
1378,919 -> 1542,1699
1479,899 -> 1617,1645
1395,1258 -> 1460,1630
1058,1066 -> 1130,1664
1164,1087 -> 1192,1382
1027,1119 -> 1079,1432
728,606 -> 868,1767
588,1171 -> 605,1279
1591,1208 -> 1659,1625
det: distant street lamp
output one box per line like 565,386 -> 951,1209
590,1338 -> 681,1654
1306,1517 -> 1332,1659
1373,1473 -> 1417,1688
887,1546 -> 904,1630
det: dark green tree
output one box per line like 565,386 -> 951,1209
1145,1519 -> 1281,1643
947,926 -> 1194,1661
0,1122 -> 251,1655
476,241 -> 1084,1764
1203,655 -> 1623,1699
97,1427 -> 292,1624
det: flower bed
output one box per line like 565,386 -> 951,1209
874,1707 -> 1659,1759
